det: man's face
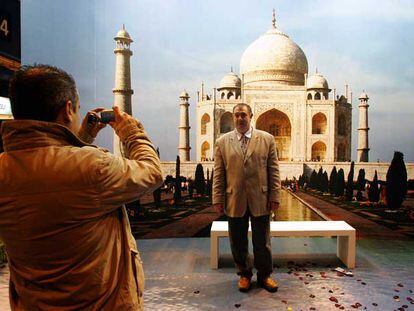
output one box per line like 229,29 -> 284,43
233,105 -> 252,134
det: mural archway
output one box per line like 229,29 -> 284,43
311,141 -> 326,161
201,113 -> 210,135
256,109 -> 291,161
220,112 -> 234,134
337,143 -> 346,161
312,112 -> 327,134
201,141 -> 211,161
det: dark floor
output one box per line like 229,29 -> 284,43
140,237 -> 414,310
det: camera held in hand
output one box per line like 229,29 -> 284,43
87,110 -> 115,124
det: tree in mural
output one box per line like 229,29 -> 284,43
368,170 -> 380,203
309,170 -> 317,189
386,151 -> 408,209
329,166 -> 338,195
322,171 -> 329,193
317,167 -> 324,192
356,168 -> 366,201
207,170 -> 214,197
345,161 -> 355,201
173,155 -> 182,204
194,163 -> 206,195
335,168 -> 345,197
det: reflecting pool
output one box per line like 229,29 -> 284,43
272,190 -> 324,221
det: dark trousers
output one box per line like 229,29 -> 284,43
228,210 -> 273,279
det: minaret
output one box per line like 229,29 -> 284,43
357,91 -> 370,162
113,25 -> 134,156
178,90 -> 191,161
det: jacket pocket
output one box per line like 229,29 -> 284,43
131,249 -> 145,304
261,185 -> 268,193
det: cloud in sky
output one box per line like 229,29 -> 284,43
21,0 -> 414,162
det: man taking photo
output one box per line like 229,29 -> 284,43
0,64 -> 163,310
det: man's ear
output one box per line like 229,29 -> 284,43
59,100 -> 75,124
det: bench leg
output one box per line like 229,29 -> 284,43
210,233 -> 219,269
337,233 -> 356,269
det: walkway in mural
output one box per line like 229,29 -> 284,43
130,189 -> 412,240
294,190 -> 414,240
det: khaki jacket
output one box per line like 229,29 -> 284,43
212,129 -> 280,217
0,118 -> 163,310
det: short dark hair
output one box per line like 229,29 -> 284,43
233,103 -> 252,116
9,64 -> 78,121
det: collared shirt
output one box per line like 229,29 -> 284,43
236,126 -> 253,141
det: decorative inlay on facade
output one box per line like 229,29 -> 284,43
244,70 -> 304,85
254,102 -> 293,119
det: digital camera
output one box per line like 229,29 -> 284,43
87,110 -> 115,124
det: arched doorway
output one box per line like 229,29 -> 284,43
256,109 -> 291,161
338,114 -> 346,136
201,141 -> 210,161
312,112 -> 327,134
201,113 -> 210,135
220,112 -> 233,134
311,141 -> 326,161
337,143 -> 346,161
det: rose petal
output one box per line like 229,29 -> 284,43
329,296 -> 338,303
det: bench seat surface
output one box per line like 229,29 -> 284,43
211,221 -> 355,237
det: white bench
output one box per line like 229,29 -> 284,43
210,221 -> 356,269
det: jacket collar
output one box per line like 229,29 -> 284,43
0,119 -> 96,152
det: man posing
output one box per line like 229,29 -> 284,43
212,103 -> 281,293
0,65 -> 163,310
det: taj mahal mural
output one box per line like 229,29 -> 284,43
190,11 -> 369,164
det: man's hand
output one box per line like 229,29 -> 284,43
78,107 -> 107,143
213,203 -> 224,215
267,201 -> 279,213
109,106 -> 143,133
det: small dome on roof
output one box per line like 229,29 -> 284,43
115,25 -> 133,42
307,72 -> 329,89
359,91 -> 369,99
180,90 -> 189,98
219,71 -> 241,89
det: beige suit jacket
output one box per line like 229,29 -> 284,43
212,129 -> 281,217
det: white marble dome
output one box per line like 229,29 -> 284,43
219,71 -> 241,89
307,73 -> 329,89
240,26 -> 308,85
